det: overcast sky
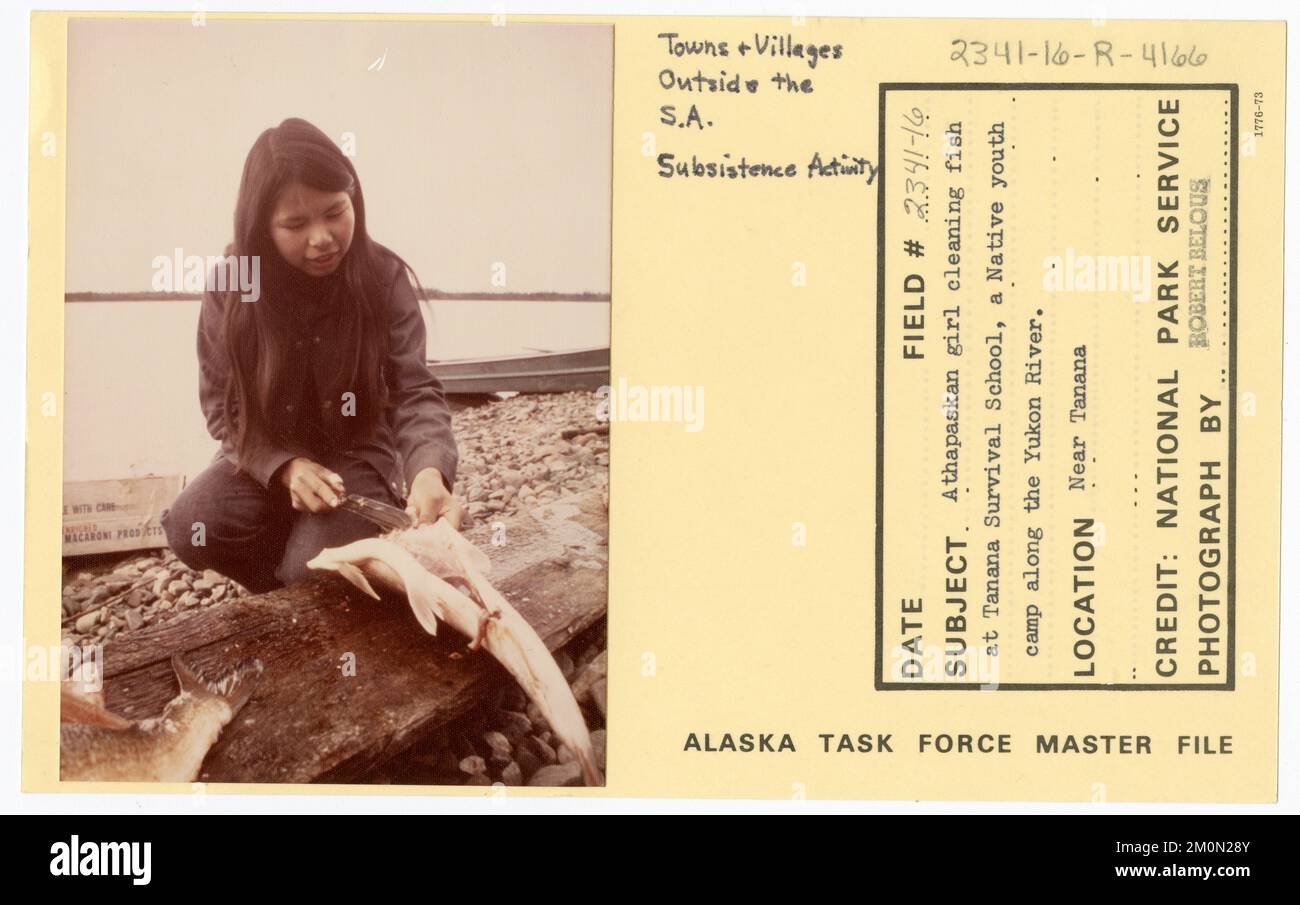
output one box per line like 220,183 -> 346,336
66,18 -> 612,294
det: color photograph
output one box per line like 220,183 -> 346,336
58,17 -> 612,787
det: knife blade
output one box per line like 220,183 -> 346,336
337,493 -> 415,531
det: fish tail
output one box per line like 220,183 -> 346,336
171,653 -> 265,715
575,747 -> 603,787
487,616 -> 604,786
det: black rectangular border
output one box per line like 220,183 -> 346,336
876,82 -> 1238,691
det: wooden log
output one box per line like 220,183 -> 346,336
96,491 -> 608,783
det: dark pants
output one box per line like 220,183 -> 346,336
161,451 -> 401,593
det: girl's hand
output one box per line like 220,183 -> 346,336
406,467 -> 463,529
279,457 -> 346,513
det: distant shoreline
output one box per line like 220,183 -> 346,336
64,290 -> 611,303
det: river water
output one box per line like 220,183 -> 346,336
64,299 -> 610,482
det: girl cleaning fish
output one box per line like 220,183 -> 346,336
162,117 -> 462,591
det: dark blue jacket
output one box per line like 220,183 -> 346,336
196,255 -> 458,500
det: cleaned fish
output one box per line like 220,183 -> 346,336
60,653 -> 263,783
307,519 -> 603,786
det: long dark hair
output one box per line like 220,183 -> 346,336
222,117 -> 413,468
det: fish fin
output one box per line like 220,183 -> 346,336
445,575 -> 481,605
402,583 -> 442,636
337,562 -> 381,600
171,653 -> 208,696
213,659 -> 265,715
